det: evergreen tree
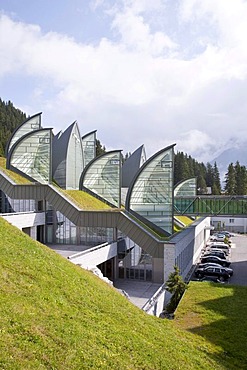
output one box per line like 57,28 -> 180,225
96,139 -> 106,157
0,99 -> 26,157
212,162 -> 221,194
234,161 -> 247,195
197,173 -> 207,194
224,163 -> 236,195
165,266 -> 188,313
206,163 -> 214,188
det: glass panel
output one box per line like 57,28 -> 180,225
82,151 -> 121,207
9,129 -> 51,184
128,147 -> 174,234
174,178 -> 197,197
7,113 -> 41,153
81,131 -> 96,168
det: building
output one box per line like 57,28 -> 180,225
0,114 -> 210,299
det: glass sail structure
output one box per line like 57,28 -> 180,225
52,122 -> 83,189
80,150 -> 122,207
6,112 -> 42,155
174,178 -> 197,197
125,144 -> 175,235
7,129 -> 52,184
81,130 -> 96,169
122,144 -> 146,188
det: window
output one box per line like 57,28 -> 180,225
229,219 -> 234,224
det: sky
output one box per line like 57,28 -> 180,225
1,0 -> 247,162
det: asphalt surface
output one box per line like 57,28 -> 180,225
193,234 -> 247,286
228,234 -> 247,286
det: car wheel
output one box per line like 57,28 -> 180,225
219,276 -> 224,282
197,273 -> 203,278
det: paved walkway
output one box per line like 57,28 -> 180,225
113,280 -> 161,309
47,244 -> 91,258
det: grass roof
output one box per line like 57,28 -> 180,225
0,157 -> 31,184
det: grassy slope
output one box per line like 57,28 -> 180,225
174,282 -> 247,369
0,218 -> 238,370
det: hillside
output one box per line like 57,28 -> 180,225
1,217 -> 247,369
0,99 -> 26,156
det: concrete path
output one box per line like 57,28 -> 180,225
113,280 -> 161,309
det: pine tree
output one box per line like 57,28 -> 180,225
165,266 -> 188,313
212,162 -> 221,194
96,139 -> 106,157
224,163 -> 236,195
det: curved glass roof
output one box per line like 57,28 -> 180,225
126,144 -> 175,235
80,150 -> 121,207
6,112 -> 42,155
81,130 -> 96,169
7,129 -> 52,184
174,178 -> 197,197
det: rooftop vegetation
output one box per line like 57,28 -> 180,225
0,217 -> 246,369
0,157 -> 31,184
63,189 -> 113,210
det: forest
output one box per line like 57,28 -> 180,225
0,98 -> 246,195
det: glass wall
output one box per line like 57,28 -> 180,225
6,113 -> 42,154
81,131 -> 96,169
0,191 -> 36,213
174,178 -> 197,197
80,151 -> 121,207
126,145 -> 175,235
8,129 -> 52,184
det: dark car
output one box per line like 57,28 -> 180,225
197,262 -> 233,276
199,276 -> 227,283
200,255 -> 231,267
195,266 -> 232,280
203,250 -> 226,259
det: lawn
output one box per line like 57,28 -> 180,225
0,217 -> 247,369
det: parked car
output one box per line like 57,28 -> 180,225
210,233 -> 226,242
198,262 -> 233,275
206,241 -> 229,247
200,255 -> 231,267
203,250 -> 227,259
219,230 -> 235,237
195,265 -> 233,279
207,244 -> 230,255
199,276 -> 227,283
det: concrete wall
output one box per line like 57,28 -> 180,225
211,216 -> 247,233
169,217 -> 211,280
142,284 -> 167,317
68,241 -> 118,269
1,212 -> 45,240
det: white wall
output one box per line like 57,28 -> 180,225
169,217 -> 211,279
211,216 -> 247,233
68,242 -> 118,269
1,211 -> 45,229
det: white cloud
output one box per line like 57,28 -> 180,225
1,1 -> 247,167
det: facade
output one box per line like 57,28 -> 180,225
125,145 -> 175,235
0,114 -> 210,290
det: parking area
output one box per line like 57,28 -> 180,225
228,234 -> 247,286
192,233 -> 247,285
